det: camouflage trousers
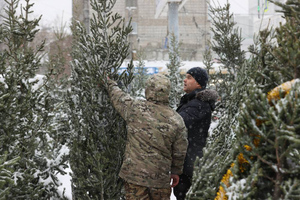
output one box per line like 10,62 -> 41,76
124,182 -> 171,200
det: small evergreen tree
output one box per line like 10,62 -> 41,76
208,2 -> 245,100
226,79 -> 300,200
129,50 -> 148,98
68,0 -> 134,199
220,1 -> 300,199
202,45 -> 214,86
189,1 -> 300,199
271,0 -> 300,80
187,2 -> 247,199
0,0 -> 68,199
45,24 -> 72,146
167,33 -> 184,109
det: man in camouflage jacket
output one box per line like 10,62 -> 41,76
106,74 -> 188,200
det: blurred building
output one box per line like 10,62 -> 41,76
73,0 -> 210,61
0,0 -> 6,51
233,0 -> 286,56
0,0 -> 5,16
250,0 -> 286,33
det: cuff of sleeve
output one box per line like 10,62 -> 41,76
171,168 -> 183,176
107,79 -> 118,88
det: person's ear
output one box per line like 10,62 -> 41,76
197,82 -> 202,89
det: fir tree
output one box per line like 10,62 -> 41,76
271,0 -> 300,80
0,0 -> 68,199
220,1 -> 300,199
45,23 -> 72,147
42,18 -> 72,200
208,2 -> 245,100
202,45 -> 214,86
248,0 -> 300,90
226,79 -> 300,200
129,50 -> 148,98
68,0 -> 134,199
167,33 -> 184,109
189,1 -> 300,199
187,2 -> 247,199
0,153 -> 19,199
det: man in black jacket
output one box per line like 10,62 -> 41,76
174,67 -> 218,200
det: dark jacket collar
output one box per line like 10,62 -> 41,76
178,88 -> 218,111
180,88 -> 205,103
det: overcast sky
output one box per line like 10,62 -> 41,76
18,0 -> 72,29
16,0 -> 248,29
218,0 -> 249,14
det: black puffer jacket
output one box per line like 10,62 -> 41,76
176,88 -> 218,177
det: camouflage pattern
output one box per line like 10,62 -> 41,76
145,73 -> 170,104
107,74 -> 188,188
124,182 -> 171,200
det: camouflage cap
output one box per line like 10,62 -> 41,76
145,74 -> 170,104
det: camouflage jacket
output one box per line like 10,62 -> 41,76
107,77 -> 187,188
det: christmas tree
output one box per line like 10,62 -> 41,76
167,33 -> 184,109
220,0 -> 300,199
68,0 -> 134,199
189,0 -> 300,199
0,0 -> 68,198
187,2 -> 246,199
226,79 -> 300,200
129,51 -> 148,98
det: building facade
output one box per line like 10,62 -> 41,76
232,0 -> 286,57
250,0 -> 286,34
73,0 -> 210,61
0,0 -> 7,51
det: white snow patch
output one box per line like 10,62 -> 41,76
58,163 -> 72,199
226,178 -> 248,200
29,74 -> 46,91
